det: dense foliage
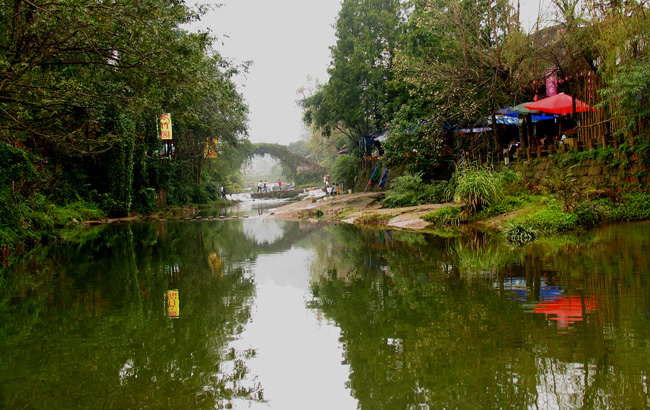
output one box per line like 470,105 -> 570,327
302,0 -> 650,179
299,0 -> 408,144
1,0 -> 251,252
383,173 -> 448,208
330,154 -> 360,190
382,104 -> 451,179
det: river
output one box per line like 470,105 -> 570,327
1,203 -> 649,409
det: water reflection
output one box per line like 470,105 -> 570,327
308,223 -> 650,409
1,220 -> 650,409
0,222 -> 265,409
242,219 -> 286,245
198,196 -> 286,219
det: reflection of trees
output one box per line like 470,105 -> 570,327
309,223 -> 650,409
0,221 -> 267,409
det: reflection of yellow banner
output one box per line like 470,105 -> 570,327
208,253 -> 222,277
167,289 -> 179,317
160,113 -> 172,140
204,138 -> 218,158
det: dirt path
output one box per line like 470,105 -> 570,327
264,191 -> 458,231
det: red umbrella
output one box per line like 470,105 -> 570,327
524,93 -> 591,115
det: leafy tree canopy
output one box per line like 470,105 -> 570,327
300,0 -> 409,144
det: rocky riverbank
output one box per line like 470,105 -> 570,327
263,191 -> 458,231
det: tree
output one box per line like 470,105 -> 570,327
0,0 -> 250,216
590,0 -> 650,140
300,0 -> 408,145
394,0 -> 527,129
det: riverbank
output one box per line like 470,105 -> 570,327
263,191 -> 459,231
263,187 -> 650,244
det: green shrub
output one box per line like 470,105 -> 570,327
133,188 -> 158,214
448,165 -> 503,213
0,144 -> 37,189
484,195 -> 525,216
383,173 -> 448,208
542,163 -> 580,212
331,154 -> 360,190
607,192 -> 650,221
573,202 -> 604,228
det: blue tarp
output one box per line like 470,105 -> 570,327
496,106 -> 518,117
491,115 -> 519,125
531,114 -> 556,123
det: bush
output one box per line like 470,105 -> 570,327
331,155 -> 360,190
132,188 -> 157,214
382,105 -> 448,178
0,144 -> 37,190
573,202 -> 604,228
383,173 -> 448,208
606,192 -> 650,221
542,163 -> 580,211
499,169 -> 524,195
485,195 -> 525,216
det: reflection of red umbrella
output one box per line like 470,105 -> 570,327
524,93 -> 592,115
534,295 -> 597,329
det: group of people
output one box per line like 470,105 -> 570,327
256,179 -> 283,192
324,174 -> 342,196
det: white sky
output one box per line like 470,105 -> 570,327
192,0 -> 551,147
193,0 -> 342,146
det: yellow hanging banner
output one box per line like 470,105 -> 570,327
160,113 -> 172,140
167,289 -> 179,317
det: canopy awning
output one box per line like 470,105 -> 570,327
524,93 -> 592,114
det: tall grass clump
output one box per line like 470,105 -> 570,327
448,164 -> 503,214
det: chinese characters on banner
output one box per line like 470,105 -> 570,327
167,289 -> 179,317
160,113 -> 172,140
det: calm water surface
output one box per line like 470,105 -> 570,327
1,214 -> 649,409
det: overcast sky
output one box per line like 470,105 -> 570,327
191,0 -> 341,146
191,0 -> 551,147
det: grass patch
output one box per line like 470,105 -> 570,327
507,199 -> 578,235
356,212 -> 393,226
1,194 -> 106,256
335,207 -> 358,220
422,206 -> 463,226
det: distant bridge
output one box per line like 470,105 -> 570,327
249,143 -> 326,178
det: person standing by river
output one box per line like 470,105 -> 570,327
278,179 -> 282,190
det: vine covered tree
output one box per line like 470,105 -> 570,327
0,0 -> 250,217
